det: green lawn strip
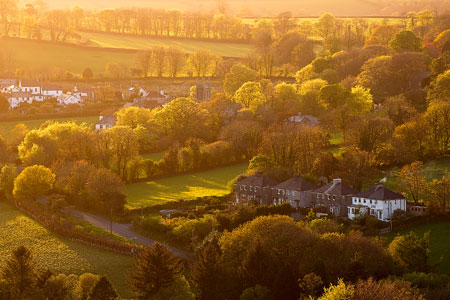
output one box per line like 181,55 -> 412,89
141,151 -> 166,161
65,215 -> 132,244
386,221 -> 450,274
0,202 -> 133,298
124,163 -> 248,208
0,116 -> 99,140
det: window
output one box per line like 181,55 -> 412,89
332,195 -> 336,201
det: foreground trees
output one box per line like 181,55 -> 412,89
128,243 -> 185,300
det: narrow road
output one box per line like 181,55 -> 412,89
65,209 -> 189,259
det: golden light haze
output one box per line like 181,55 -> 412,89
44,0 -> 450,16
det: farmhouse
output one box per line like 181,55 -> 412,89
272,176 -> 318,209
234,172 -> 278,205
348,183 -> 407,221
95,115 -> 117,130
311,178 -> 358,217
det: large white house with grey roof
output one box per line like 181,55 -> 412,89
348,183 -> 406,221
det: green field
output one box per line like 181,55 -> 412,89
383,158 -> 450,191
79,31 -> 253,58
125,163 -> 248,208
1,39 -> 135,74
0,116 -> 99,140
0,203 -> 133,298
388,221 -> 450,274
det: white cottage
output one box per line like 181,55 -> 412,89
348,183 -> 406,222
57,93 -> 83,105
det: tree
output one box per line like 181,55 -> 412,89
128,243 -> 183,300
240,285 -> 273,300
223,63 -> 259,98
388,232 -> 430,273
166,46 -> 186,78
353,278 -> 425,300
348,86 -> 373,115
389,30 -> 423,52
299,273 -> 323,300
318,279 -> 354,300
188,49 -> 217,77
426,172 -> 450,215
347,114 -> 393,154
423,101 -> 450,155
335,149 -> 377,191
87,276 -> 118,300
13,165 -> 55,202
0,135 -> 13,164
86,167 -> 125,213
357,56 -> 399,100
220,120 -> 264,159
115,107 -> 152,129
399,161 -> 426,205
0,164 -> 17,200
1,246 -> 36,300
233,82 -> 266,111
152,97 -> 217,142
74,273 -> 99,300
319,84 -> 351,110
365,25 -> 399,47
134,50 -> 154,78
191,239 -> 227,300
427,70 -> 450,102
82,67 -> 94,81
107,126 -> 139,179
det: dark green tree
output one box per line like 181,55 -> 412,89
389,30 -> 423,52
88,276 -> 118,300
128,243 -> 183,300
1,246 -> 36,300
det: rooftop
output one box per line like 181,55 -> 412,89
274,176 -> 318,191
313,178 -> 358,196
355,183 -> 405,200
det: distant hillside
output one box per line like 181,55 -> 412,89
44,0 -> 450,16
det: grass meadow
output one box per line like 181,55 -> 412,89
124,163 -> 248,208
387,221 -> 450,274
79,31 -> 253,58
0,203 -> 133,298
0,116 -> 99,140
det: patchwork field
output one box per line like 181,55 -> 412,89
387,221 -> 450,274
124,163 -> 248,208
0,116 -> 99,140
0,203 -> 133,298
79,31 -> 253,58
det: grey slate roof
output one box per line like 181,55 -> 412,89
236,172 -> 278,187
274,176 -> 318,191
355,183 -> 405,200
313,179 -> 358,195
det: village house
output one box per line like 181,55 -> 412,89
57,93 -> 83,105
95,114 -> 117,130
286,112 -> 319,126
234,172 -> 278,206
311,178 -> 358,217
348,183 -> 407,221
272,176 -> 318,209
73,86 -> 95,101
41,84 -> 63,98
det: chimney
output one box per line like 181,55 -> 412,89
99,114 -> 103,121
333,178 -> 342,184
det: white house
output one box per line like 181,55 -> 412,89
18,80 -> 41,95
41,84 -> 63,98
7,92 -> 44,109
57,93 -> 83,105
348,183 -> 406,222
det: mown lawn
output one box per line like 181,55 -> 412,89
0,116 -> 99,140
0,203 -> 133,298
78,31 -> 253,58
387,221 -> 450,274
125,163 -> 248,208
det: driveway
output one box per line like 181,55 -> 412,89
65,208 -> 189,259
